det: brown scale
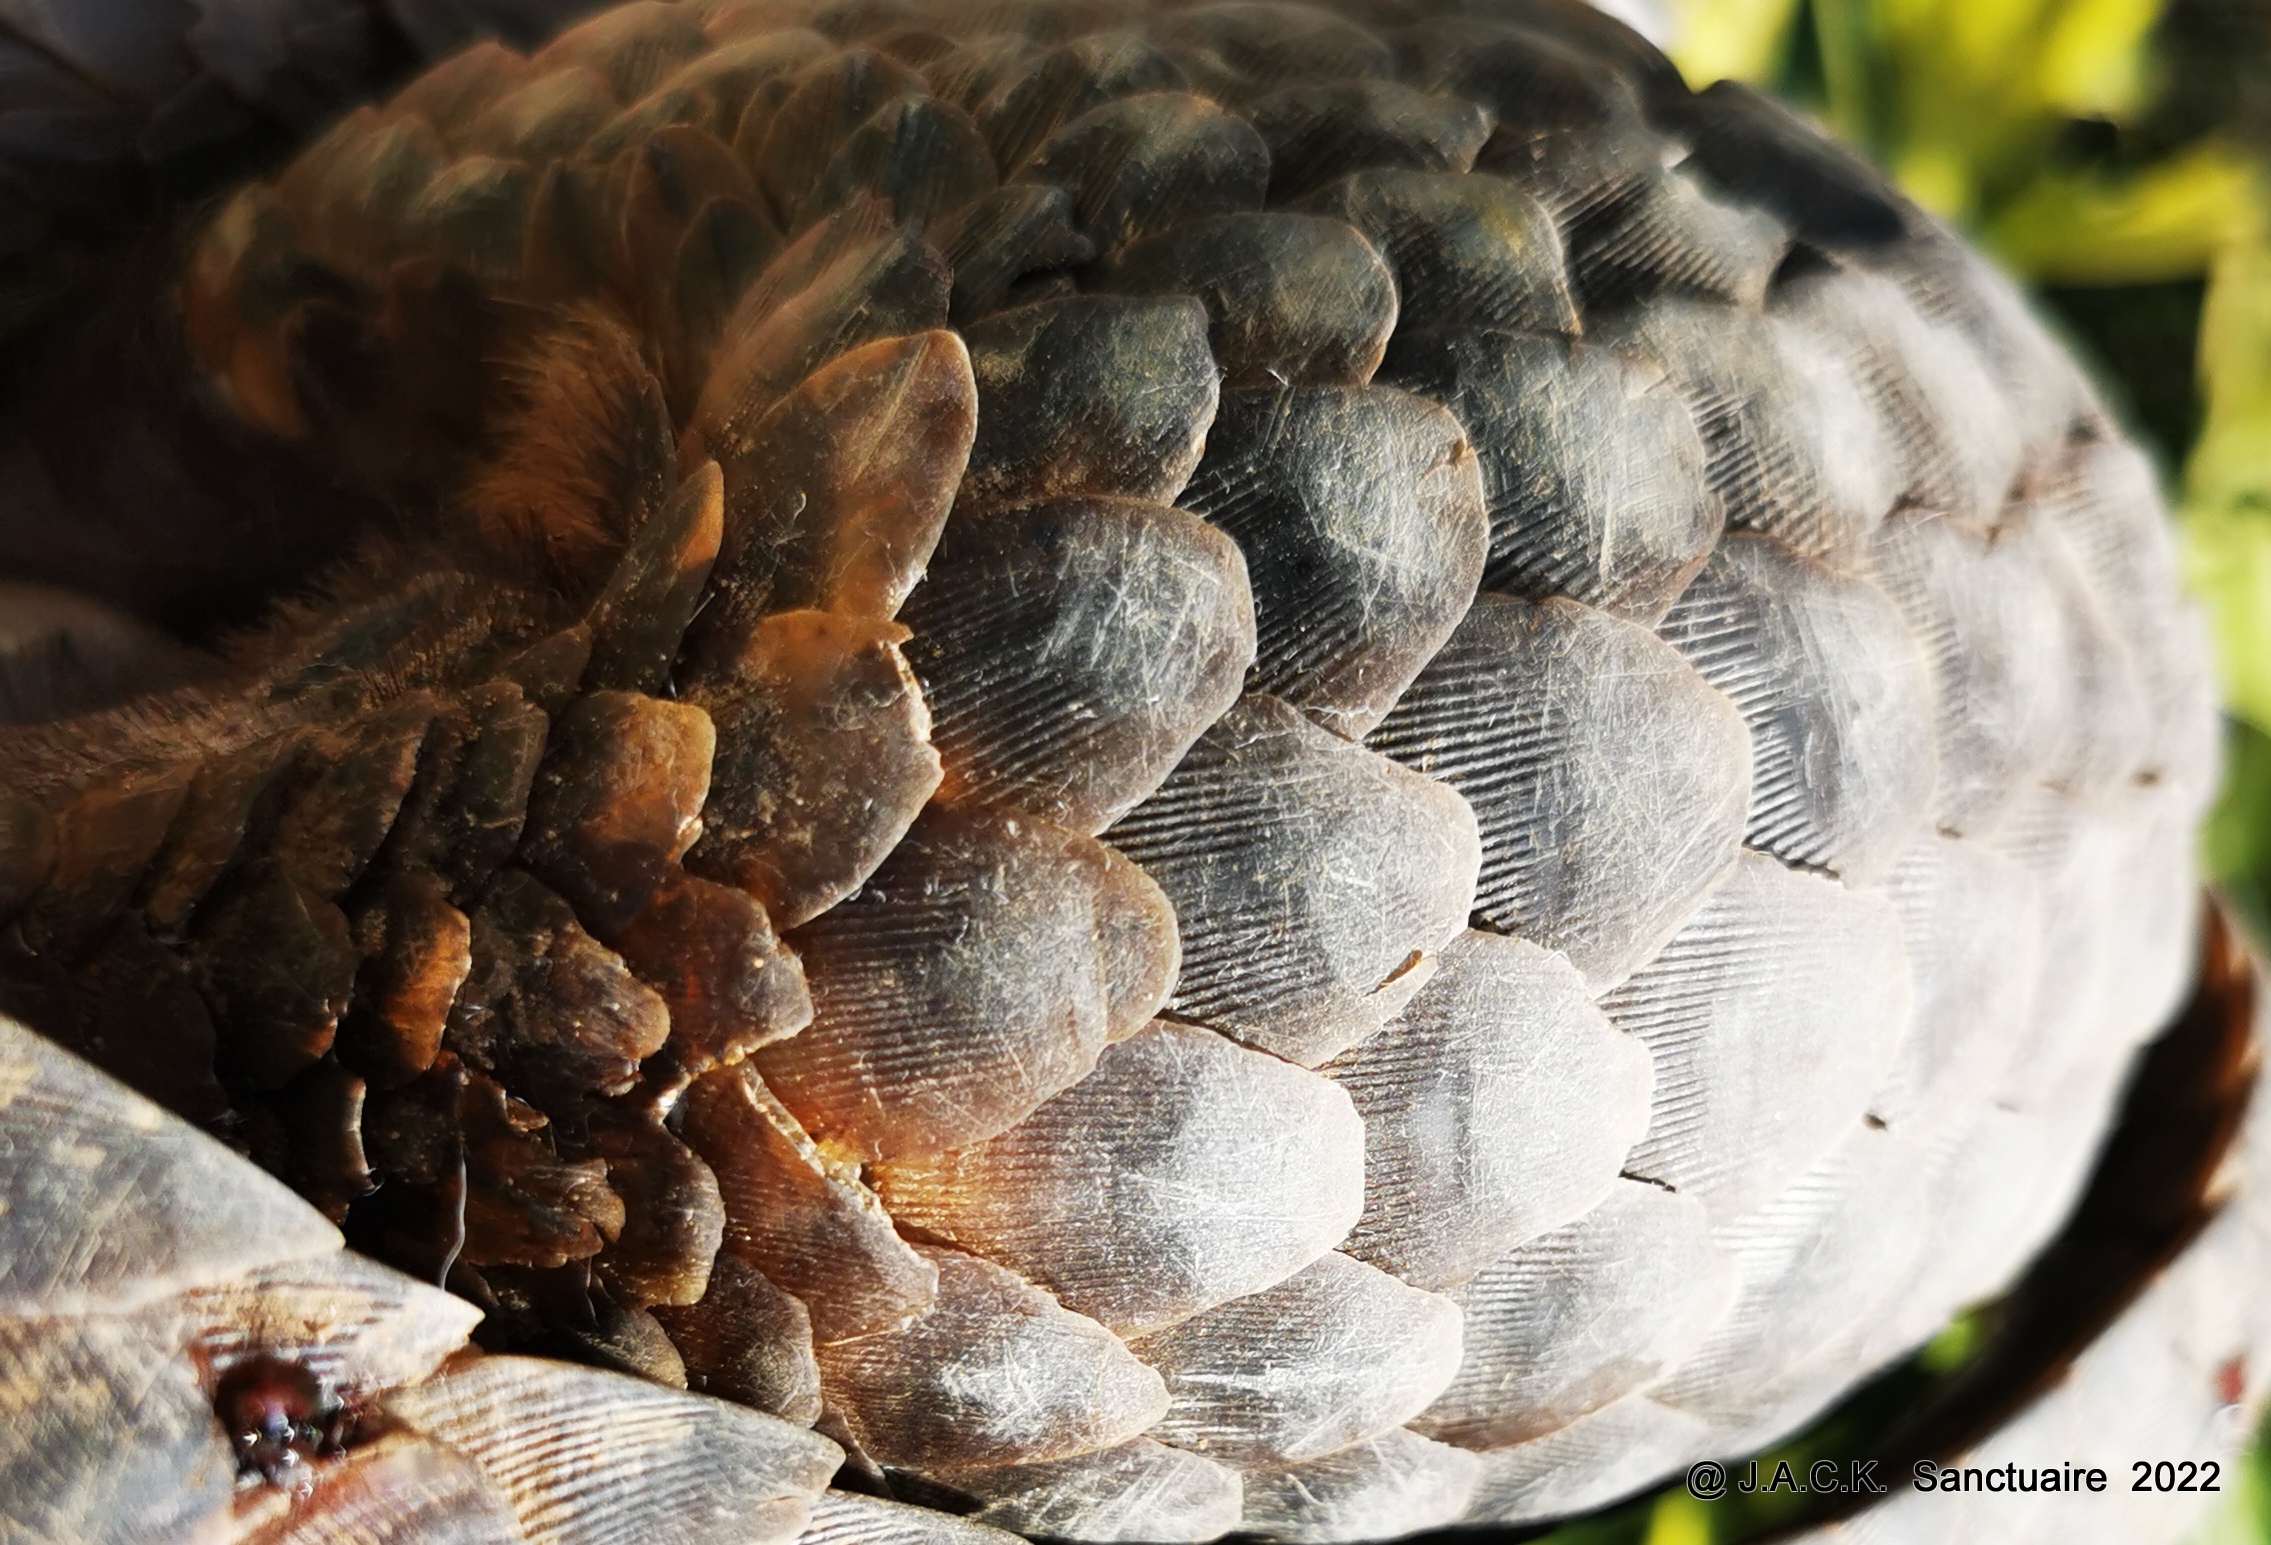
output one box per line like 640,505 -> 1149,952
2,0 -> 1729,1418
0,1001 -> 865,1545
691,620 -> 935,909
649,1252 -> 826,1419
0,489 -> 792,1367
678,1060 -> 939,1344
1099,211 -> 1400,387
0,5 -> 2224,1541
684,326 -> 973,656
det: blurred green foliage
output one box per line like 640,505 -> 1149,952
1516,0 -> 2271,1537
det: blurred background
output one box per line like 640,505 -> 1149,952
1523,0 -> 2271,1538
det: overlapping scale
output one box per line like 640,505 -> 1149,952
1298,169 -> 1576,336
1654,80 -> 1909,251
279,107 -> 448,265
1769,262 -> 2021,533
1100,212 -> 1397,386
1400,18 -> 1656,222
1864,833 -> 2042,1139
469,66 -> 621,159
874,1020 -> 1367,1334
926,1440 -> 1244,1543
0,2 -> 2227,1540
1178,384 -> 1486,736
1658,534 -> 1937,883
162,1248 -> 483,1397
581,463 -> 724,696
1128,1251 -> 1463,1463
1155,3 -> 1396,91
1247,80 -> 1492,201
1865,507 -> 2068,836
679,1062 -> 938,1343
814,1245 -> 1168,1469
1238,1429 -> 1483,1543
1368,593 -> 1750,992
378,683 -> 548,899
1601,300 -> 1903,563
1414,1179 -> 1736,1449
16,763 -> 197,953
1604,851 -> 1913,1218
3,1019 -> 684,1545
929,184 -> 1096,319
447,869 -> 671,1106
223,1434 -> 523,1545
2033,431 -> 2220,799
798,92 -> 997,230
616,125 -> 772,353
536,1296 -> 690,1388
1876,232 -> 2100,462
1021,91 -> 1270,252
410,156 -> 539,280
613,872 -> 812,1082
685,327 -> 974,650
956,294 -> 1219,508
1557,164 -> 1786,311
660,32 -> 837,140
537,2 -> 712,102
1649,1121 -> 1930,1428
649,1253 -> 824,1420
1460,1396 -> 1714,1526
194,863 -> 361,1092
685,213 -> 953,486
1107,695 -> 1481,1065
274,700 -> 441,902
339,874 -> 473,1091
1848,1080 -> 2125,1371
899,496 -> 1255,830
391,39 -> 536,130
518,689 -> 713,939
748,49 -> 927,221
0,1013 -> 337,1316
1379,329 -> 1719,622
380,1354 -> 841,1545
1325,930 -> 1652,1287
967,33 -> 1191,174
684,609 -> 942,929
582,1114 -> 726,1308
799,1490 -> 1027,1545
752,801 -> 1176,1159
1989,786 -> 2201,1080
2,1313 -> 244,1543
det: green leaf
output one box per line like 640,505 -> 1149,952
1892,142 -> 1976,220
2183,1415 -> 2271,1544
2200,719 -> 2271,893
2191,203 -> 2271,513
1643,1490 -> 1716,1545
2180,193 -> 2271,757
2032,0 -> 2160,115
1669,0 -> 1805,83
2180,507 -> 2271,737
1916,1308 -> 1987,1373
1986,143 -> 2258,282
1809,0 -> 1876,145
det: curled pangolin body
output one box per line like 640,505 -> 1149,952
0,0 -> 2229,1539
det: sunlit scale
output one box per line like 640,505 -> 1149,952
0,0 -> 2225,1540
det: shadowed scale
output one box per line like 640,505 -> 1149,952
0,0 -> 2231,1540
